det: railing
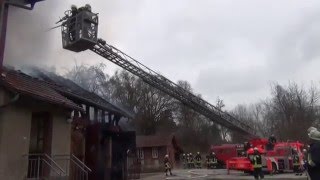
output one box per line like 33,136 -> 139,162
24,153 -> 66,179
52,154 -> 91,180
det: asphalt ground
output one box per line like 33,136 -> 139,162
140,169 -> 309,180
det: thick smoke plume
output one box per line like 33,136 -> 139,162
3,0 -> 134,73
4,2 -> 58,68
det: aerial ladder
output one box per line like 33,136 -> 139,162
57,5 -> 256,138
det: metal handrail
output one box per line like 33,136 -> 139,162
52,154 -> 92,172
24,154 -> 66,174
71,154 -> 92,172
43,154 -> 66,175
24,153 -> 67,179
42,158 -> 63,176
52,154 -> 91,180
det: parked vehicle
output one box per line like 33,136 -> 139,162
226,138 -> 304,174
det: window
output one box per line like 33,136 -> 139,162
152,147 -> 158,158
137,148 -> 144,159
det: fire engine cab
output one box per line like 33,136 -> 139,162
211,143 -> 246,168
226,138 -> 304,174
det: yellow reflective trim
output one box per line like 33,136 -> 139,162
308,153 -> 316,167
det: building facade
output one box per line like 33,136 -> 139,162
0,67 -> 138,180
0,68 -> 81,179
136,134 -> 183,172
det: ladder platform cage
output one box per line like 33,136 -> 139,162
61,10 -> 99,52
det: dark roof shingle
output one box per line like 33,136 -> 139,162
0,68 -> 82,111
27,68 -> 133,118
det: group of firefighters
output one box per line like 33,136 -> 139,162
162,126 -> 320,179
181,152 -> 218,169
57,4 -> 93,42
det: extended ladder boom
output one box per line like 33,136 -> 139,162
90,39 -> 256,137
58,7 -> 255,137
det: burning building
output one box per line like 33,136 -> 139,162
0,67 -> 138,180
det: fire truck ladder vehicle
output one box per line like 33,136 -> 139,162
226,138 -> 305,174
58,7 -> 256,137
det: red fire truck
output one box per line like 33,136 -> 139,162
226,138 -> 304,174
211,143 -> 246,168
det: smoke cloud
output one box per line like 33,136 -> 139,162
3,0 -> 141,74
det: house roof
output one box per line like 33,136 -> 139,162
26,67 -> 134,118
0,68 -> 83,111
136,134 -> 175,148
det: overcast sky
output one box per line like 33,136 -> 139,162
4,0 -> 320,109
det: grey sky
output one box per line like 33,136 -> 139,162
4,0 -> 320,109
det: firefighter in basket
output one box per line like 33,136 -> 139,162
195,152 -> 202,169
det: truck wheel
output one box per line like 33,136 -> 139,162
271,163 -> 277,174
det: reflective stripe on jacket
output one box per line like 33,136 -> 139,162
308,153 -> 316,167
293,155 -> 300,166
252,155 -> 262,168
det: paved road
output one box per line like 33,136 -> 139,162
140,169 -> 308,180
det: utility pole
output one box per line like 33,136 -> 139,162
0,0 -> 44,69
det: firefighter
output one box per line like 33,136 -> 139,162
208,152 -> 217,169
85,4 -> 92,12
267,134 -> 276,150
164,154 -> 172,176
269,134 -> 277,144
302,148 -> 308,175
307,127 -> 320,180
195,152 -> 202,169
244,141 -> 251,151
182,153 -> 187,169
189,153 -> 195,168
78,4 -> 90,12
251,147 -> 264,180
186,153 -> 190,168
71,5 -> 78,15
69,5 -> 78,41
292,149 -> 302,176
206,154 -> 210,168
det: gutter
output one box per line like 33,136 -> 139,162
0,93 -> 19,108
4,0 -> 43,10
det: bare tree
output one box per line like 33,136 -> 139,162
66,63 -> 111,99
263,83 -> 320,141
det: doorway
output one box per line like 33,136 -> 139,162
27,112 -> 53,178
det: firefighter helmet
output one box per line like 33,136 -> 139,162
303,149 -> 307,153
308,129 -> 320,141
85,4 -> 92,12
71,5 -> 77,10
